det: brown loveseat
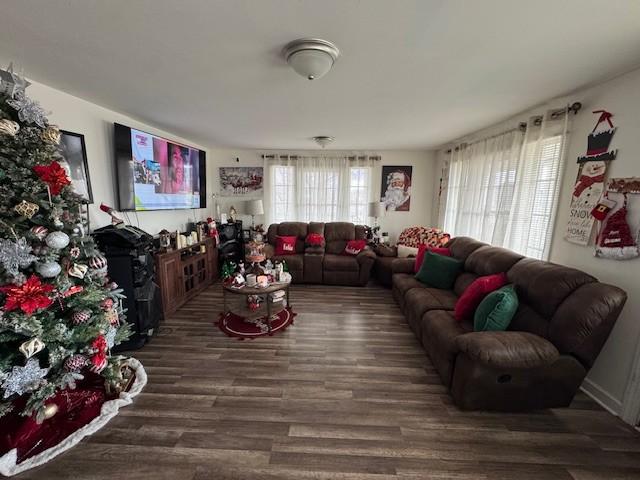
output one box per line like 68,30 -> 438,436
392,236 -> 627,411
263,222 -> 376,286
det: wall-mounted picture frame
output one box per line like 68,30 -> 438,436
380,165 -> 412,211
219,166 -> 263,196
59,130 -> 93,203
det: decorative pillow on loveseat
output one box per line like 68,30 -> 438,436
454,272 -> 507,321
344,239 -> 367,256
414,251 -> 463,289
275,235 -> 297,256
305,233 -> 325,248
414,245 -> 451,273
473,285 -> 519,332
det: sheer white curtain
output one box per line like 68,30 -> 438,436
443,109 -> 570,260
503,113 -> 569,259
264,154 -> 377,226
443,129 -> 524,245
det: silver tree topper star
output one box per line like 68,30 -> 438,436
0,63 -> 31,98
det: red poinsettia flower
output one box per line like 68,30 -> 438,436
33,161 -> 71,196
0,275 -> 54,315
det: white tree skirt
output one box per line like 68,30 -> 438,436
0,357 -> 147,477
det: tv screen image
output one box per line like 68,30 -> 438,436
115,123 -> 206,211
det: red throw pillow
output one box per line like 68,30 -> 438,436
344,239 -> 367,255
454,272 -> 508,321
414,245 -> 452,273
305,233 -> 325,247
275,235 -> 297,256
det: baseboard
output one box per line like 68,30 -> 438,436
581,377 -> 623,417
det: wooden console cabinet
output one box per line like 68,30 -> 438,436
155,238 -> 218,316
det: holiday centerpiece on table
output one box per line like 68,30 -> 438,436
0,63 -> 146,476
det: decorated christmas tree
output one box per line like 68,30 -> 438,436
0,64 -> 131,422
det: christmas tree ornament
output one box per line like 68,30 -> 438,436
89,353 -> 108,373
0,62 -> 31,97
36,261 -> 62,278
30,225 -> 49,240
64,354 -> 88,372
105,325 -> 118,349
0,275 -> 54,315
69,246 -> 81,259
18,337 -> 45,359
88,255 -> 108,271
1,358 -> 49,399
68,263 -> 88,279
101,298 -> 114,311
0,237 -> 37,277
62,284 -> 84,298
42,125 -> 61,144
104,308 -> 119,326
0,118 -> 20,136
45,231 -> 70,249
71,309 -> 91,325
42,403 -> 58,419
7,91 -> 48,128
33,161 -> 71,196
14,200 -> 39,218
52,215 -> 64,228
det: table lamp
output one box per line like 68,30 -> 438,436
244,199 -> 264,228
368,201 -> 384,243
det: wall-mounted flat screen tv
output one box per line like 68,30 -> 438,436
114,123 -> 206,211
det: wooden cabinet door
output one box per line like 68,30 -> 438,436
158,253 -> 184,315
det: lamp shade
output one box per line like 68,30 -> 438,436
245,199 -> 264,216
368,201 -> 383,218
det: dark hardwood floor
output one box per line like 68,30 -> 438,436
18,283 -> 640,479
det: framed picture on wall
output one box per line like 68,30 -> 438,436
59,130 -> 93,203
380,165 -> 412,211
219,167 -> 264,196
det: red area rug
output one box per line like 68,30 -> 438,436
216,308 -> 296,339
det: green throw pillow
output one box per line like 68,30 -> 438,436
414,251 -> 463,289
474,285 -> 519,332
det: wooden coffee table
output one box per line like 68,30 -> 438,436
221,279 -> 292,333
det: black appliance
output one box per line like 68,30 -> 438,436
218,220 -> 243,265
93,224 -> 162,351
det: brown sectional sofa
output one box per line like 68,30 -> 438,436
263,222 -> 376,286
392,236 -> 627,411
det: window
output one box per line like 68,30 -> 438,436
349,168 -> 370,224
443,125 -> 565,260
271,166 -> 295,224
268,158 -> 374,225
508,135 -> 563,259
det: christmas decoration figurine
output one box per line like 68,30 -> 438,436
0,63 -> 135,443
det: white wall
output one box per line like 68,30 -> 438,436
434,67 -> 640,418
207,150 -> 437,241
26,80 -> 214,234
25,80 -> 437,240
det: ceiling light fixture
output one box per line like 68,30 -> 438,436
313,136 -> 334,148
283,38 -> 340,80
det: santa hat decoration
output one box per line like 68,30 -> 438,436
387,171 -> 410,190
595,194 -> 640,260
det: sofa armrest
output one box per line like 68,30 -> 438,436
391,258 -> 414,274
455,331 -> 559,369
263,244 -> 275,258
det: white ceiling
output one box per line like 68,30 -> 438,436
2,0 -> 640,150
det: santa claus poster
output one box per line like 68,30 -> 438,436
381,166 -> 412,211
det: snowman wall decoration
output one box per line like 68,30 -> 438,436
565,110 -> 617,245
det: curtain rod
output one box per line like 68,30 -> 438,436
446,102 -> 581,154
261,154 -> 381,160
